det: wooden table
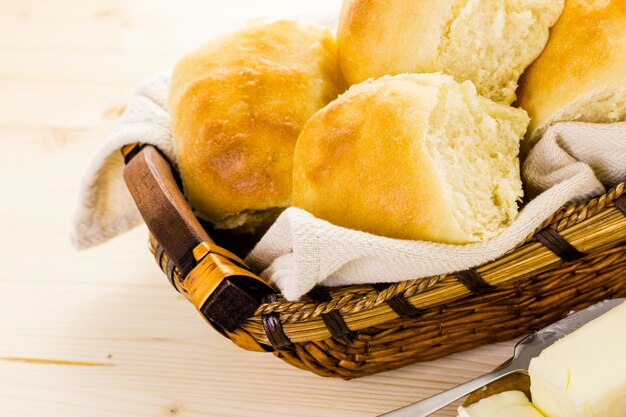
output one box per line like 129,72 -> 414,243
0,1 -> 515,415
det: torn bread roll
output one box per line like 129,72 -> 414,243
517,0 -> 626,153
292,74 -> 529,244
337,0 -> 563,104
169,20 -> 345,231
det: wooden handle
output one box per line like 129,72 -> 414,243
123,145 -> 274,333
123,144 -> 209,276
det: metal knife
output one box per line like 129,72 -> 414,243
378,298 -> 625,417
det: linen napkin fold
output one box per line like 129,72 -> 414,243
72,72 -> 174,249
72,66 -> 626,301
523,122 -> 626,198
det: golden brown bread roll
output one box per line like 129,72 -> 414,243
292,74 -> 529,244
517,0 -> 626,153
169,20 -> 345,231
337,0 -> 563,104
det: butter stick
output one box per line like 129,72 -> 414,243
457,390 -> 545,417
529,301 -> 626,417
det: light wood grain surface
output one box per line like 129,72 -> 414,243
0,1 -> 516,416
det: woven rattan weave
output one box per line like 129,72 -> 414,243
126,145 -> 626,379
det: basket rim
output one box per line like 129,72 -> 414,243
157,182 -> 625,336
252,182 -> 625,317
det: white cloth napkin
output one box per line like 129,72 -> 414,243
72,73 -> 174,249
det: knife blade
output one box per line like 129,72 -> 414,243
378,298 -> 625,417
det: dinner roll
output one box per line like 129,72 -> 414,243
517,0 -> 626,153
337,0 -> 563,104
169,20 -> 344,231
292,74 -> 529,244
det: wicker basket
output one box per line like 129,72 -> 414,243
123,144 -> 626,379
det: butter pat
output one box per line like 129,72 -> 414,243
457,391 -> 544,417
529,301 -> 626,417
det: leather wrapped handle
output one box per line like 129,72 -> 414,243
122,144 -> 274,333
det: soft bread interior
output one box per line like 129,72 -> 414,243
531,87 -> 626,141
437,0 -> 563,104
425,79 -> 528,241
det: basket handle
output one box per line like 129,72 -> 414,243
122,144 -> 274,333
123,144 -> 208,275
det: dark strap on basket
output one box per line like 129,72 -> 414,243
535,227 -> 586,262
307,287 -> 352,338
261,293 -> 292,350
615,195 -> 626,216
123,143 -> 143,164
454,269 -> 495,295
154,243 -> 166,269
165,254 -> 178,286
388,293 -> 425,318
371,284 -> 425,318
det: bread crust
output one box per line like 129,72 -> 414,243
169,20 -> 345,227
338,0 -> 455,85
292,75 -> 466,243
517,0 -> 626,145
